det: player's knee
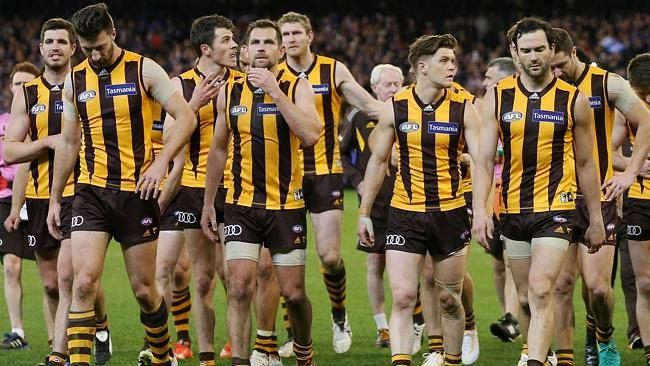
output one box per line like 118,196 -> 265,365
439,289 -> 462,316
132,283 -> 158,308
528,278 -> 553,304
319,251 -> 341,271
257,261 -> 275,282
74,274 -> 99,302
392,288 -> 417,310
635,275 -> 650,297
554,275 -> 576,299
282,286 -> 307,306
588,281 -> 612,302
58,270 -> 74,295
155,267 -> 173,288
195,274 -> 215,298
366,255 -> 385,275
228,277 -> 255,303
492,258 -> 505,274
3,260 -> 21,281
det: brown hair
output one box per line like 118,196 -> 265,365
244,19 -> 282,45
10,61 -> 39,81
408,34 -> 458,69
628,53 -> 650,96
510,17 -> 555,49
553,27 -> 574,54
277,11 -> 312,33
41,18 -> 76,45
190,15 -> 235,57
71,2 -> 114,40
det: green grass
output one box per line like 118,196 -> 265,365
0,190 -> 643,365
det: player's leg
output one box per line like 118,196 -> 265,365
251,248 -> 281,365
155,230 -> 185,315
0,254 -> 27,349
367,249 -> 389,346
34,248 -> 59,343
553,243 -> 578,366
628,238 -> 650,365
504,237 -> 532,364
461,270 -> 478,365
171,243 -> 193,359
421,255 -> 444,359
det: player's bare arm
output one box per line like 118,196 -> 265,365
336,60 -> 383,119
573,91 -> 606,252
471,87 -> 498,248
357,100 -> 394,247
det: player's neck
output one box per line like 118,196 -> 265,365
413,81 -> 445,105
287,51 -> 314,71
571,61 -> 587,83
108,44 -> 122,66
196,58 -> 226,78
519,71 -> 554,92
42,65 -> 70,86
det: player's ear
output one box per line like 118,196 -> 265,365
307,30 -> 314,44
278,44 -> 286,60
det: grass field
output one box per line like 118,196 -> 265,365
0,190 -> 643,365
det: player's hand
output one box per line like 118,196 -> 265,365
584,219 -> 606,254
639,158 -> 650,179
200,205 -> 219,242
602,172 -> 635,201
247,68 -> 280,95
357,214 -> 375,247
4,208 -> 21,232
136,159 -> 166,200
189,72 -> 225,112
357,181 -> 365,196
46,200 -> 63,241
471,210 -> 494,251
43,134 -> 61,150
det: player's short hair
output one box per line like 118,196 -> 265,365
10,61 -> 39,81
190,15 -> 235,57
244,19 -> 282,46
510,17 -> 555,49
370,64 -> 404,86
553,27 -> 574,54
41,18 -> 76,45
277,11 -> 312,33
506,24 -> 517,46
71,2 -> 114,40
408,34 -> 458,70
628,53 -> 650,96
575,47 -> 591,64
487,57 -> 516,76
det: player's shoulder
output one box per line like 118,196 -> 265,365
495,74 -> 517,90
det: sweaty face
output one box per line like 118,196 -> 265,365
280,22 -> 311,58
40,29 -> 75,71
371,69 -> 403,102
515,29 -> 554,78
206,28 -> 238,68
418,48 -> 457,89
550,51 -> 575,82
247,27 -> 284,69
11,72 -> 37,95
79,30 -> 116,69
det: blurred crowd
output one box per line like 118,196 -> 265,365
2,12 -> 649,113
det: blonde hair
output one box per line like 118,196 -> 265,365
277,11 -> 312,33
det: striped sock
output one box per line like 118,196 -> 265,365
413,284 -> 424,325
67,310 -> 96,366
644,345 -> 650,362
526,360 -> 544,366
391,353 -> 411,365
556,349 -> 574,366
321,260 -> 347,321
95,314 -> 109,332
48,352 -> 68,366
596,325 -> 614,343
293,340 -> 314,363
280,297 -> 293,338
254,330 -> 279,356
141,302 -> 171,366
172,286 -> 192,342
445,353 -> 461,365
585,314 -> 596,332
199,352 -> 216,366
465,310 -> 476,331
231,357 -> 251,365
522,343 -> 528,356
428,335 -> 444,353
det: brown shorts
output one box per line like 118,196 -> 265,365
570,198 -> 617,246
487,215 -> 504,261
174,186 -> 226,230
26,196 -> 73,251
386,206 -> 471,257
223,204 -> 307,250
464,192 -> 473,218
499,210 -> 573,243
303,174 -> 344,213
160,191 -> 183,232
0,200 -> 34,261
623,196 -> 650,241
72,184 -> 160,246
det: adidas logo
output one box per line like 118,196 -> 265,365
298,72 -> 307,78
98,69 -> 109,78
143,229 -> 151,237
529,92 -> 539,100
253,87 -> 264,94
294,237 -> 302,244
365,121 -> 376,128
554,227 -> 565,234
423,105 -> 434,113
51,85 -> 61,92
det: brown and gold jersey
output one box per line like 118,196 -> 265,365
495,76 -> 579,214
150,102 -> 165,158
178,67 -> 244,188
626,103 -> 650,200
279,54 -> 343,175
23,76 -> 74,198
71,50 -> 155,191
574,65 -> 615,196
391,86 -> 468,212
450,83 -> 476,195
224,70 -> 304,210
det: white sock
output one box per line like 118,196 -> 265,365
374,313 -> 389,330
257,329 -> 274,337
12,328 -> 24,338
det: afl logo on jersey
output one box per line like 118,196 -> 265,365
230,105 -> 248,116
501,111 -> 522,123
30,104 -> 47,114
399,121 -> 420,133
77,90 -> 96,103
